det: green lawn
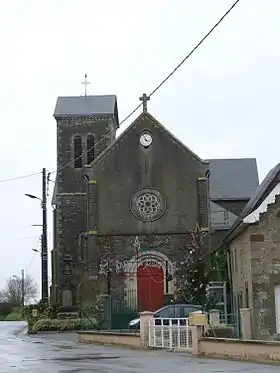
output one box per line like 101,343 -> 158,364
0,307 -> 23,321
4,312 -> 22,321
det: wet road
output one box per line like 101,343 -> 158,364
0,322 -> 279,372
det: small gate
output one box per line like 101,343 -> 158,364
148,318 -> 194,351
111,290 -> 139,330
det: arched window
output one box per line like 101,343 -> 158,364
73,136 -> 82,168
87,134 -> 95,164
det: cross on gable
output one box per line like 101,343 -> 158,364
81,73 -> 91,96
139,93 -> 150,113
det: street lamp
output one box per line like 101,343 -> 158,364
32,248 -> 42,254
25,168 -> 48,304
25,193 -> 41,201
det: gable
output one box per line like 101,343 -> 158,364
87,112 -> 208,235
223,163 -> 280,243
90,112 -> 207,169
244,182 -> 280,224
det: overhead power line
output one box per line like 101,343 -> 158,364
0,171 -> 42,184
0,0 -> 240,183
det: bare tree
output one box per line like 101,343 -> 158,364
0,290 -> 6,302
175,228 -> 210,306
1,274 -> 38,306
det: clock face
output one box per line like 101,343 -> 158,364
140,133 -> 153,147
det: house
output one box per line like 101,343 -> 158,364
223,163 -> 280,340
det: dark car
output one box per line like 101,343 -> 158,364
128,303 -> 203,330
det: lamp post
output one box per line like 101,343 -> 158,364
25,168 -> 48,304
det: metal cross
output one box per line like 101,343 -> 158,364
139,93 -> 150,113
81,73 -> 91,96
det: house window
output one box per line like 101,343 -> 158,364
79,234 -> 88,262
87,134 -> 95,164
74,136 -> 82,168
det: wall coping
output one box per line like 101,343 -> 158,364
77,330 -> 140,337
201,337 -> 280,347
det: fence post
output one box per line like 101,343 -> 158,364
189,311 -> 207,355
139,311 -> 154,349
209,309 -> 220,327
240,308 -> 251,339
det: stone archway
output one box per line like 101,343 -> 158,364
123,250 -> 176,311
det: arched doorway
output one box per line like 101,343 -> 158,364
137,263 -> 164,311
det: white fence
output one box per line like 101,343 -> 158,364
148,318 -> 193,350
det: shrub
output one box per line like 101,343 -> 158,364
57,312 -> 79,320
23,303 -> 57,320
32,318 -> 83,333
91,296 -> 105,329
0,303 -> 13,317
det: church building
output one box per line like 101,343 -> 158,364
51,93 -> 259,313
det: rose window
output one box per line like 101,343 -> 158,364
136,193 -> 160,218
130,189 -> 166,222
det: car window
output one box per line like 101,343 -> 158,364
155,306 -> 174,318
182,306 -> 202,317
174,305 -> 182,317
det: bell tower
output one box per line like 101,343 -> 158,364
51,85 -> 119,305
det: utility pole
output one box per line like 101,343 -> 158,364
42,168 -> 48,303
21,269 -> 24,308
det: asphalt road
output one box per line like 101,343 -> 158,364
0,322 -> 279,372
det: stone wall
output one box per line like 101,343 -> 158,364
199,337 -> 280,363
53,115 -> 117,305
230,194 -> 280,340
78,330 -> 141,348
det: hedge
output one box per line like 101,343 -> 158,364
0,303 -> 13,317
32,318 -> 84,333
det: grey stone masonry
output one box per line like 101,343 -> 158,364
53,111 -> 117,305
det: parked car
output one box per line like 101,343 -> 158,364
128,303 -> 203,330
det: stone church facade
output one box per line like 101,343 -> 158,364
51,94 -> 259,309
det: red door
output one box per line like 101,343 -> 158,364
137,264 -> 164,311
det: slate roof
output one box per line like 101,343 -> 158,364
207,158 -> 259,201
53,95 -> 118,120
225,163 -> 280,241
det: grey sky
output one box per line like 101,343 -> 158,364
0,0 -> 279,293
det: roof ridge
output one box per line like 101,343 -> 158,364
206,157 -> 257,161
224,163 -> 280,240
57,94 -> 117,98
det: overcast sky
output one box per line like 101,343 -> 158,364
0,0 -> 279,294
